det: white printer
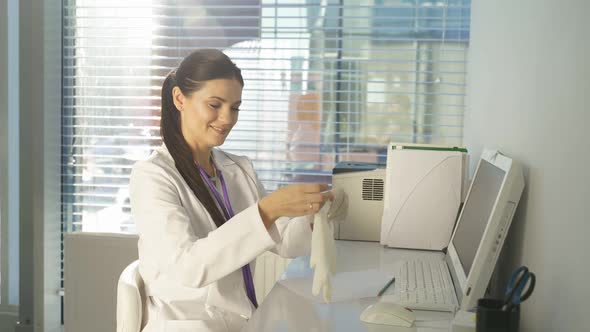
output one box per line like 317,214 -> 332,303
380,143 -> 469,250
332,162 -> 385,242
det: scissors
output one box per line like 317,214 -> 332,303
503,266 -> 536,311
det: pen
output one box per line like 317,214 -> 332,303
377,277 -> 396,297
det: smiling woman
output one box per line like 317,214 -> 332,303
173,78 -> 243,171
159,50 -> 247,229
129,49 -> 334,332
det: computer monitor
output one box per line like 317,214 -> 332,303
445,149 -> 525,310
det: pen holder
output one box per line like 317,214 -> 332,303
476,298 -> 519,332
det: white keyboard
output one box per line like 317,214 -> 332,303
382,259 -> 458,312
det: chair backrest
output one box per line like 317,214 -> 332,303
116,260 -> 146,332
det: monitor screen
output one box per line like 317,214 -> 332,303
452,159 -> 505,275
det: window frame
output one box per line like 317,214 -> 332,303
13,0 -> 62,329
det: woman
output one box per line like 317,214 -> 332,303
129,49 -> 333,332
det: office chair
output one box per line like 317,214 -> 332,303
116,260 -> 146,332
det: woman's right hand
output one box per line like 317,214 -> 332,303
258,183 -> 333,228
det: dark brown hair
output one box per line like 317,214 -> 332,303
160,49 -> 244,227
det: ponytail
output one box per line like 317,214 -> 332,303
160,70 -> 227,228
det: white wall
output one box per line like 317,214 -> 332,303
465,1 -> 589,331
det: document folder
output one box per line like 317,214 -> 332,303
380,144 -> 468,250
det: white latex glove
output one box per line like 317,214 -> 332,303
327,187 -> 348,222
309,201 -> 336,303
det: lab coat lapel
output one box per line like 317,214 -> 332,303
212,148 -> 238,189
212,149 -> 239,214
157,145 -> 226,230
212,149 -> 257,215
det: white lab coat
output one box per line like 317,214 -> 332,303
129,145 -> 312,332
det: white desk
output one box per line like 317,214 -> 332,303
244,241 -> 455,332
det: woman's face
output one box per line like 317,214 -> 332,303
174,78 -> 242,153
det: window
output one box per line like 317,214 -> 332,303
62,0 -> 471,233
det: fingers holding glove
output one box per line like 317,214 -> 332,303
327,187 -> 348,222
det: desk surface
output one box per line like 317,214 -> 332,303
244,241 -> 454,332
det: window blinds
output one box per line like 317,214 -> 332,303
62,0 -> 471,233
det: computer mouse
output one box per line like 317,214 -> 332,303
360,302 -> 416,327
